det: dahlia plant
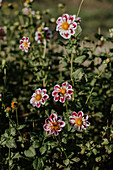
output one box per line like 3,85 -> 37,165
43,113 -> 65,136
56,14 -> 77,39
35,27 -> 52,44
19,36 -> 31,52
52,82 -> 74,103
69,111 -> 90,131
30,88 -> 49,108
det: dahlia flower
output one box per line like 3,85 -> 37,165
0,27 -> 6,40
52,82 -> 74,103
56,14 -> 77,39
30,88 -> 49,108
43,113 -> 65,136
19,36 -> 30,52
35,27 -> 52,44
69,111 -> 90,131
11,102 -> 18,109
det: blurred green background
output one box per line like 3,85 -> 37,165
1,0 -> 113,38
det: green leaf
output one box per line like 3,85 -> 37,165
71,157 -> 80,162
102,138 -> 109,145
17,124 -> 26,130
39,146 -> 47,155
24,146 -> 36,157
93,148 -> 97,155
63,159 -> 70,166
12,152 -> 22,159
74,55 -> 86,63
11,128 -> 16,136
95,156 -> 101,162
33,140 -> 40,148
75,25 -> 82,37
6,138 -> 17,148
33,158 -> 42,170
111,104 -> 113,112
72,68 -> 84,81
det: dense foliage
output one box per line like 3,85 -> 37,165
0,1 -> 113,170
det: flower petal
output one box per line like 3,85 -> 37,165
59,96 -> 65,103
58,121 -> 65,127
50,113 -> 58,122
72,112 -> 78,117
78,111 -> 84,117
54,84 -> 61,91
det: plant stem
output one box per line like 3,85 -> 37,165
16,109 -> 19,127
70,54 -> 74,101
85,66 -> 106,105
77,0 -> 85,17
42,40 -> 46,58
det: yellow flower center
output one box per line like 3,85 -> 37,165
26,0 -> 30,3
35,94 -> 42,101
59,88 -> 66,95
18,26 -> 22,31
24,42 -> 28,48
51,122 -> 59,130
75,118 -> 83,126
37,26 -> 42,31
62,22 -> 69,30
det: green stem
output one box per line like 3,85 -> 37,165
70,54 -> 73,82
16,109 -> 19,127
85,66 -> 106,105
77,0 -> 85,17
70,54 -> 74,101
42,40 -> 46,58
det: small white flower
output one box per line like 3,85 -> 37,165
69,111 -> 90,131
56,14 -> 77,39
19,37 -> 30,52
30,88 -> 49,108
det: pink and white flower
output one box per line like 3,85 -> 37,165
56,14 -> 77,39
19,36 -> 30,52
43,113 -> 65,136
35,27 -> 52,44
52,82 -> 74,103
30,88 -> 49,108
69,111 -> 90,131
